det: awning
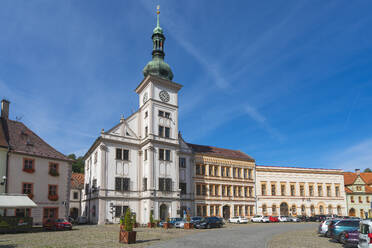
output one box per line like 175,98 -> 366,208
0,194 -> 37,208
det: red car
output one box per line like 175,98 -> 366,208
43,218 -> 72,231
269,216 -> 279,222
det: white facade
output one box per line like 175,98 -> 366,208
83,76 -> 186,224
256,165 -> 347,217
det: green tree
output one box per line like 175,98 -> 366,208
124,208 -> 133,232
364,168 -> 372,172
68,154 -> 85,173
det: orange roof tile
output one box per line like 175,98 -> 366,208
345,187 -> 353,193
365,185 -> 372,193
71,173 -> 84,189
344,172 -> 372,185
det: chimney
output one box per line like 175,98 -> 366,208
1,99 -> 10,119
355,169 -> 360,175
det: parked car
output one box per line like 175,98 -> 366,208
76,216 -> 88,225
190,216 -> 203,224
159,217 -> 183,227
326,219 -> 341,237
288,216 -> 300,222
297,215 -> 309,222
229,216 -> 249,224
359,219 -> 372,248
342,229 -> 359,247
261,216 -> 270,223
315,215 -> 327,222
269,216 -> 279,222
195,217 -> 223,229
278,216 -> 289,222
43,218 -> 72,231
318,219 -> 335,236
251,215 -> 264,223
329,220 -> 360,242
174,220 -> 186,228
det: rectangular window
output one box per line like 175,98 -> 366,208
48,185 -> 57,196
180,183 -> 187,195
164,127 -> 170,138
271,184 -> 276,196
143,178 -> 147,191
144,149 -> 148,160
196,164 -> 201,175
164,112 -> 170,118
261,184 -> 266,196
318,185 -> 322,197
244,169 -> 247,179
49,163 -> 59,176
158,110 -> 164,117
202,185 -> 207,195
16,208 -> 31,217
159,178 -> 165,191
179,157 -> 186,168
145,111 -> 148,118
73,192 -> 78,199
281,185 -> 286,196
351,196 -> 354,203
158,126 -> 164,137
165,150 -> 171,161
290,185 -> 295,196
327,186 -> 331,197
159,149 -> 164,160
196,184 -> 201,195
116,148 -> 122,160
300,185 -> 304,196
309,185 -> 314,196
115,178 -> 130,191
115,206 -> 122,218
209,166 -> 213,176
123,150 -> 129,161
335,186 -> 340,197
248,169 -> 252,179
249,187 -> 253,197
145,126 -> 148,137
165,178 -> 172,191
22,183 -> 33,197
23,158 -> 35,172
214,166 -> 218,176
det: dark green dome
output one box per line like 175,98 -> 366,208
142,6 -> 173,81
143,57 -> 173,81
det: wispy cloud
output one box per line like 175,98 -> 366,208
325,138 -> 372,171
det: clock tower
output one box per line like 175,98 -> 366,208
135,6 -> 183,221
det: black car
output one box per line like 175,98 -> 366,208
195,217 -> 223,229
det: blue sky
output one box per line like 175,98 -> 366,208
0,0 -> 371,171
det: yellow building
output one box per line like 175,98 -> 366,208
188,144 -> 256,219
344,169 -> 372,218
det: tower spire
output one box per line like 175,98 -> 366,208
142,5 -> 174,81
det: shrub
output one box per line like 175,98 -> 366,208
150,212 -> 154,224
124,208 -> 133,232
186,214 -> 191,223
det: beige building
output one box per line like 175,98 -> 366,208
189,144 -> 256,219
256,165 -> 347,217
344,170 -> 372,218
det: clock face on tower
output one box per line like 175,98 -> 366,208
159,90 -> 170,102
143,92 -> 148,103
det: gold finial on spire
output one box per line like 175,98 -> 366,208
157,5 -> 160,15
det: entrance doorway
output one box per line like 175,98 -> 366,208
280,202 -> 289,216
349,208 -> 356,217
159,204 -> 168,221
70,208 -> 79,219
223,205 -> 230,219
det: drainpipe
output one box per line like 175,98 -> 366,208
254,166 -> 257,215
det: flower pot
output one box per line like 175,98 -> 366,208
163,223 -> 170,229
147,223 -> 155,228
119,230 -> 136,244
184,223 -> 194,229
48,195 -> 59,201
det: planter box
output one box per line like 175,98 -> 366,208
184,223 -> 194,229
119,230 -> 136,244
147,223 -> 155,228
163,223 -> 170,229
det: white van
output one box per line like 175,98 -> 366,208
358,219 -> 372,248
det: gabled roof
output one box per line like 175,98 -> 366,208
71,173 -> 84,189
4,119 -> 72,162
0,121 -> 8,148
344,172 -> 372,185
345,187 -> 353,193
187,143 -> 255,162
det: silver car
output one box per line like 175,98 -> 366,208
174,220 -> 185,228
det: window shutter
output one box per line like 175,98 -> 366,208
115,178 -> 122,191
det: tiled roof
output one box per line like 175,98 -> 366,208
71,173 -> 84,189
365,185 -> 372,193
187,143 -> 255,162
345,187 -> 353,193
5,119 -> 72,162
0,121 -> 8,148
344,172 -> 372,185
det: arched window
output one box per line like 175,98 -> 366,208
291,205 -> 297,215
272,204 -> 277,215
301,205 -> 306,215
319,205 -> 324,215
262,204 -> 267,216
337,206 -> 342,216
328,205 -> 333,214
360,209 -> 364,219
349,208 -> 355,217
310,205 -> 315,216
